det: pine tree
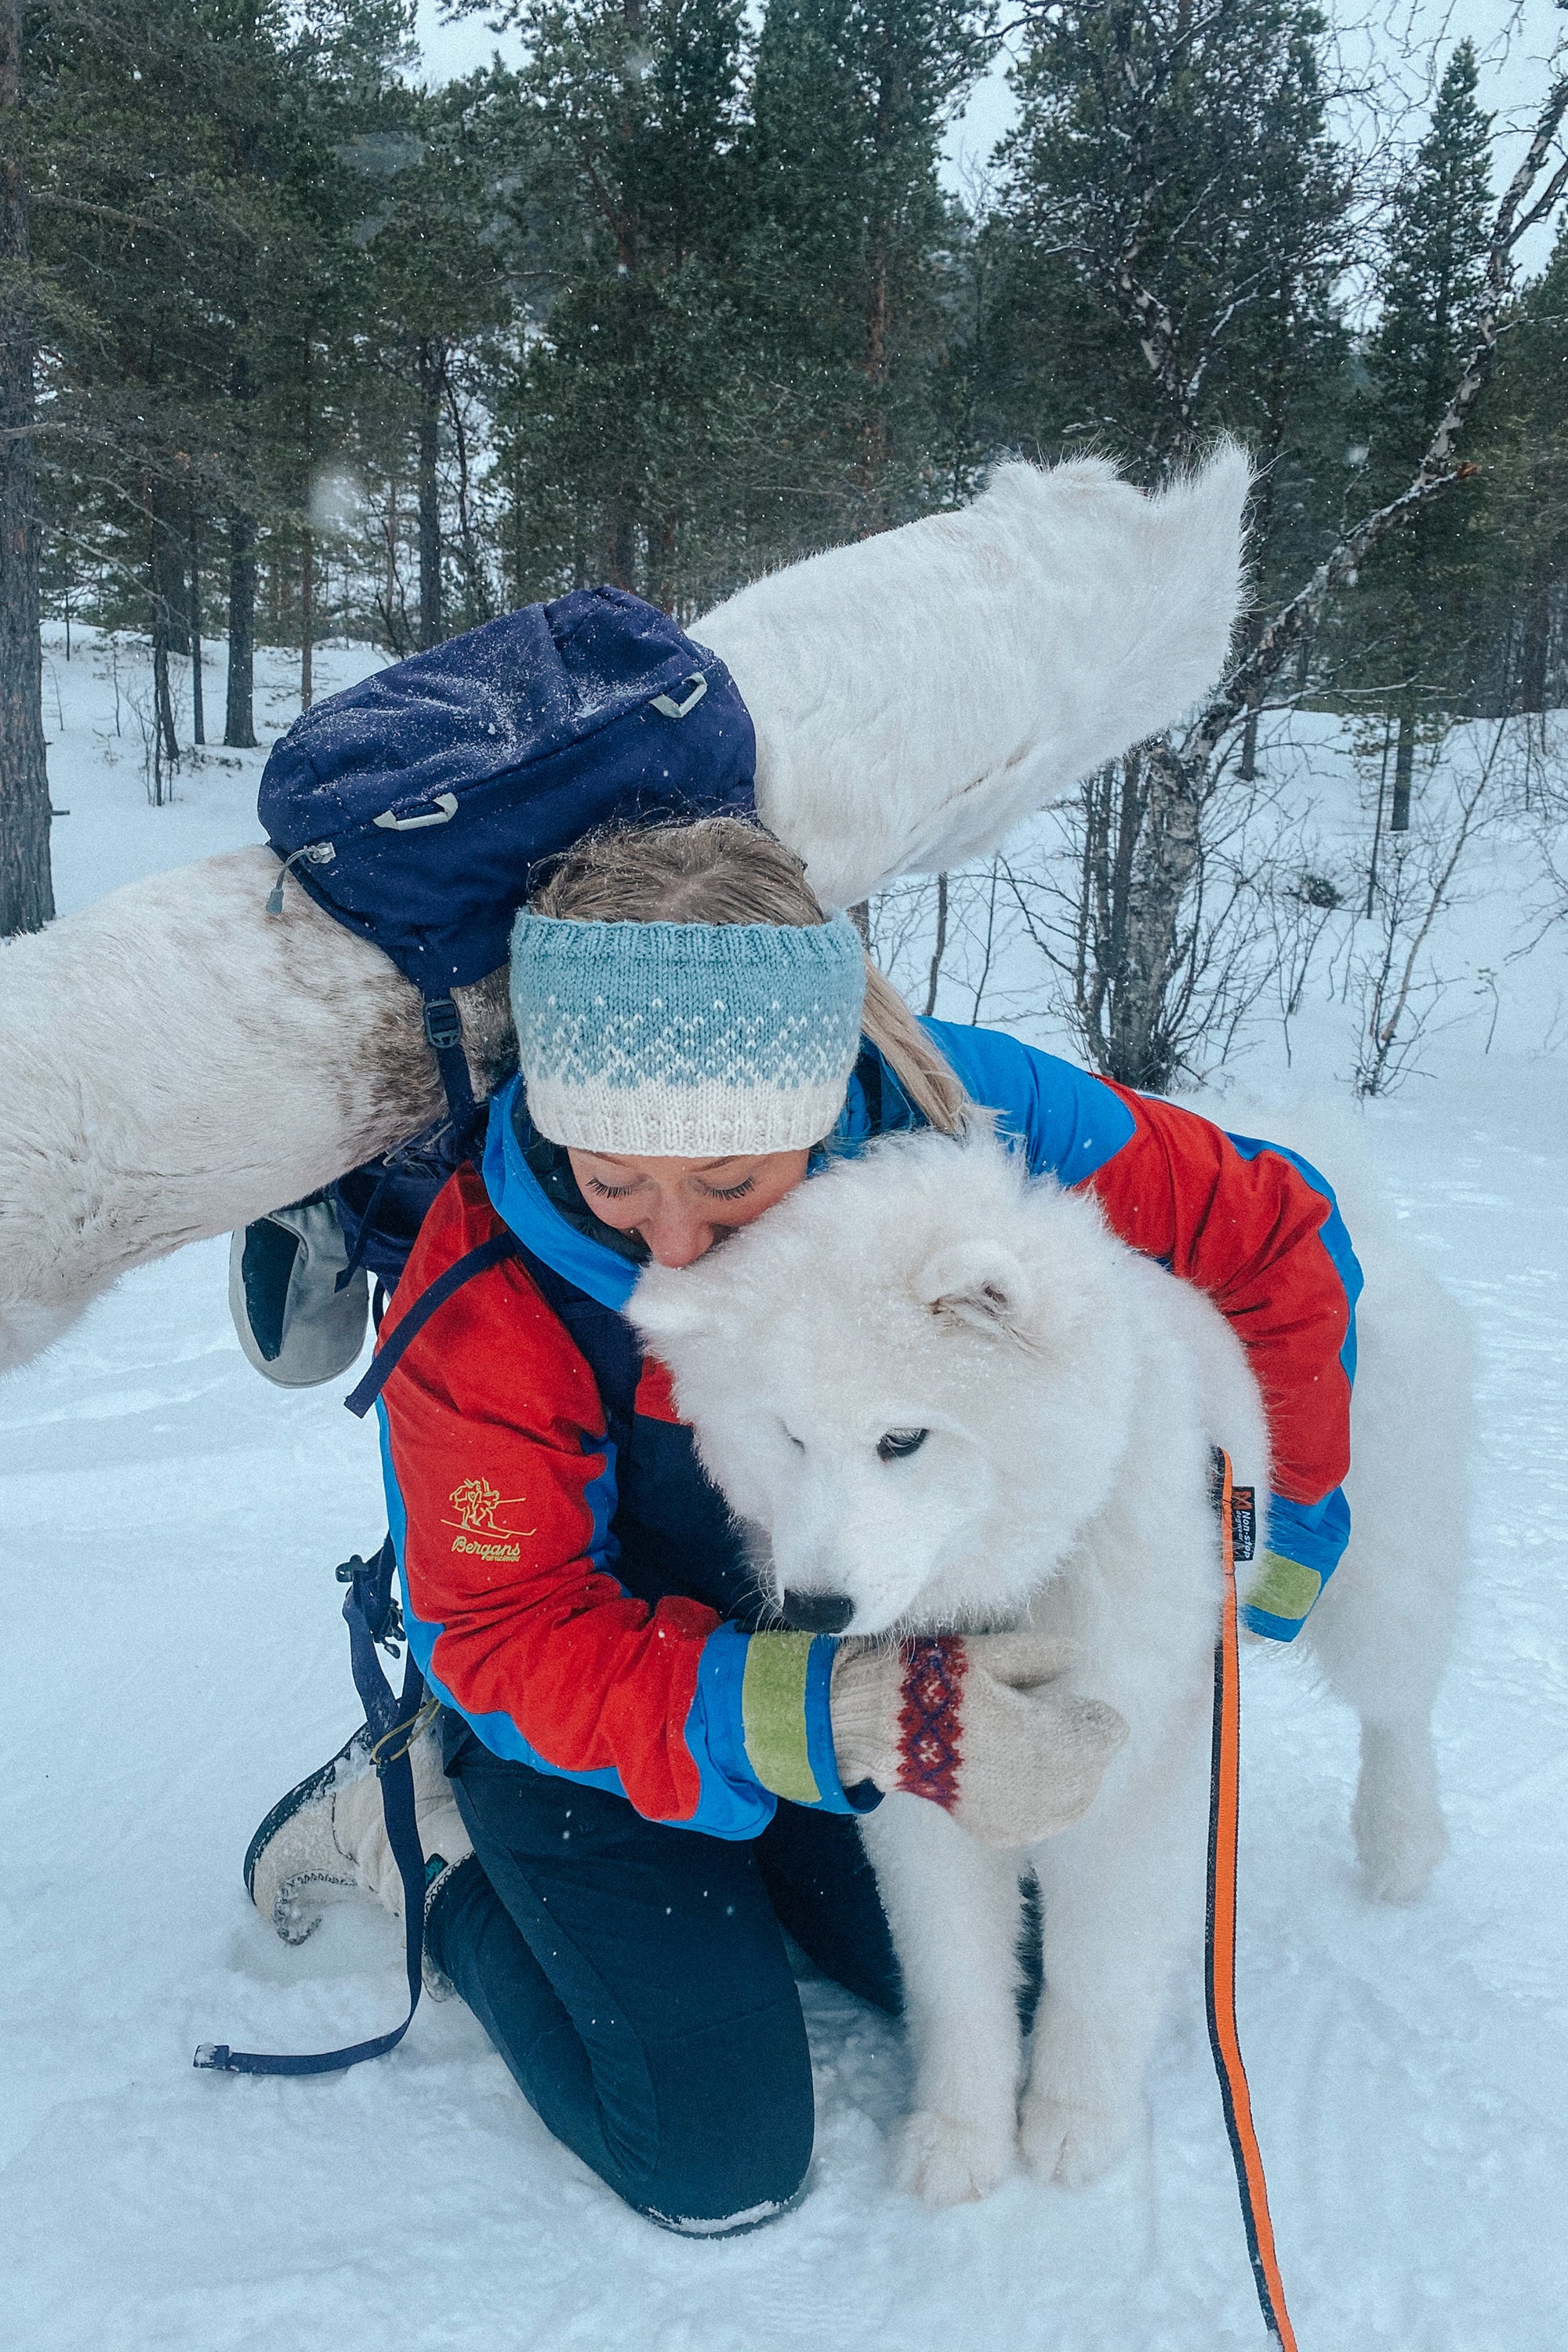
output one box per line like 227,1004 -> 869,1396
742,0 -> 992,536
1352,40 -> 1494,826
482,0 -> 756,608
971,0 -> 1354,1087
355,71 -> 517,649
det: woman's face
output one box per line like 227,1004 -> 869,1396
565,1147 -> 811,1269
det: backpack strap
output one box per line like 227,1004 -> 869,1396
199,1215 -> 642,2081
420,994 -> 475,1127
343,1231 -> 520,1420
194,1541 -> 431,2078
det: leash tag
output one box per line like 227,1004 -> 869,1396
1230,1488 -> 1256,1563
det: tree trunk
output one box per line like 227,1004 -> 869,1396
144,472 -> 180,801
1074,745 -> 1203,1093
0,0 -> 53,934
416,339 -> 444,651
187,481 -> 205,745
1519,579 -> 1549,715
608,503 -> 637,592
1390,698 -> 1416,832
225,508 -> 258,748
924,872 -> 949,1015
299,527 -> 314,711
155,483 -> 190,661
445,374 -> 493,630
225,347 -> 257,748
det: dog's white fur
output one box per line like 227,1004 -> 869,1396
630,1127 -> 1468,2206
0,449 -> 1247,1375
699,446 -> 1252,909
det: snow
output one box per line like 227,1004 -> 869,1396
3,633 -> 1567,2349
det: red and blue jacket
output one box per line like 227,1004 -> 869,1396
374,1021 -> 1361,1840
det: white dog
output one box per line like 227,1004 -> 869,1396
630,1127 -> 1468,2206
0,448 -> 1248,1377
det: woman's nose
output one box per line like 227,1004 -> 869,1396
641,1208 -> 716,1269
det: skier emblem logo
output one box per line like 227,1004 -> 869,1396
443,1479 -> 536,1563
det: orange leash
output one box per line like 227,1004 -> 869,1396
1207,1449 -> 1299,2352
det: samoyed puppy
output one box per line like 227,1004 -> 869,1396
630,1126 -> 1468,2207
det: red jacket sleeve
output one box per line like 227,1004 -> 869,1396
1083,1082 -> 1355,1509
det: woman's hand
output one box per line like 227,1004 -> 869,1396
830,1631 -> 1128,1848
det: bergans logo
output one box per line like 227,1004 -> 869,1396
442,1478 -> 536,1563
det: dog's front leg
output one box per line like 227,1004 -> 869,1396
1019,1684 -> 1209,2189
858,1792 -> 1025,2206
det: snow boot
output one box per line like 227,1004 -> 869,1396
245,1717 -> 474,1986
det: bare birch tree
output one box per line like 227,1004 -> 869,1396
989,3 -> 1568,1087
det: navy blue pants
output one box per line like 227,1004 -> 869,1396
425,1719 -> 905,2231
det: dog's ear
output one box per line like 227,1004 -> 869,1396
915,1240 -> 1036,1346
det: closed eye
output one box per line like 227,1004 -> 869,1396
877,1428 -> 929,1462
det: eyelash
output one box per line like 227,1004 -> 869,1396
585,1176 -> 756,1203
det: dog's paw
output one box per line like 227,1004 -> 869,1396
1018,2084 -> 1134,2189
1353,1729 -> 1447,1904
893,2109 -> 1015,2207
1354,1803 -> 1447,1904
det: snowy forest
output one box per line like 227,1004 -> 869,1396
3,0 -> 1568,1094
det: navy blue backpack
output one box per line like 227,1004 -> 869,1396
258,585 -> 756,1122
198,588 -> 756,2083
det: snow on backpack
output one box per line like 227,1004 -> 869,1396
201,587 -> 754,2081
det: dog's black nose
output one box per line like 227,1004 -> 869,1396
779,1590 -> 855,1635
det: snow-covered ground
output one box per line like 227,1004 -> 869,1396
3,632 -> 1566,2350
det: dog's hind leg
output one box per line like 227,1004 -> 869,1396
1298,1243 -> 1470,1904
858,1793 -> 1026,2207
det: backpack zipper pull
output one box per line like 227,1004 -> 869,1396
267,840 -> 336,916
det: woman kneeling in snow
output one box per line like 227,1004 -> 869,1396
247,815 -> 1359,2234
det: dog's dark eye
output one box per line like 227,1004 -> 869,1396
877,1428 -> 929,1462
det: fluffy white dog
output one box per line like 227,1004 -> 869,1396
0,448 -> 1248,1377
630,1127 -> 1468,2206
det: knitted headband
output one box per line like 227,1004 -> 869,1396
509,910 -> 868,1156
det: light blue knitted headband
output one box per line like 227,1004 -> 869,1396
509,911 -> 868,1156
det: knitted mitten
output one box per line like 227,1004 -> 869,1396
829,1631 -> 1127,1848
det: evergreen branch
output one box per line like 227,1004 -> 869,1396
1181,60 -> 1568,769
32,192 -> 182,241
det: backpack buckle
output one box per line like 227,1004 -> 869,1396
373,792 -> 459,832
423,997 -> 463,1052
651,673 -> 708,720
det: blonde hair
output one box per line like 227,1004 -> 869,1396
528,817 -> 970,1137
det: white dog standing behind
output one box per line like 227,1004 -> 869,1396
630,1125 -> 1468,2207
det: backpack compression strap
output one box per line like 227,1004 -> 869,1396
194,1541 -> 432,2078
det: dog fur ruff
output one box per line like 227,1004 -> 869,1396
0,445 -> 1248,1374
629,1122 -> 1468,2208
